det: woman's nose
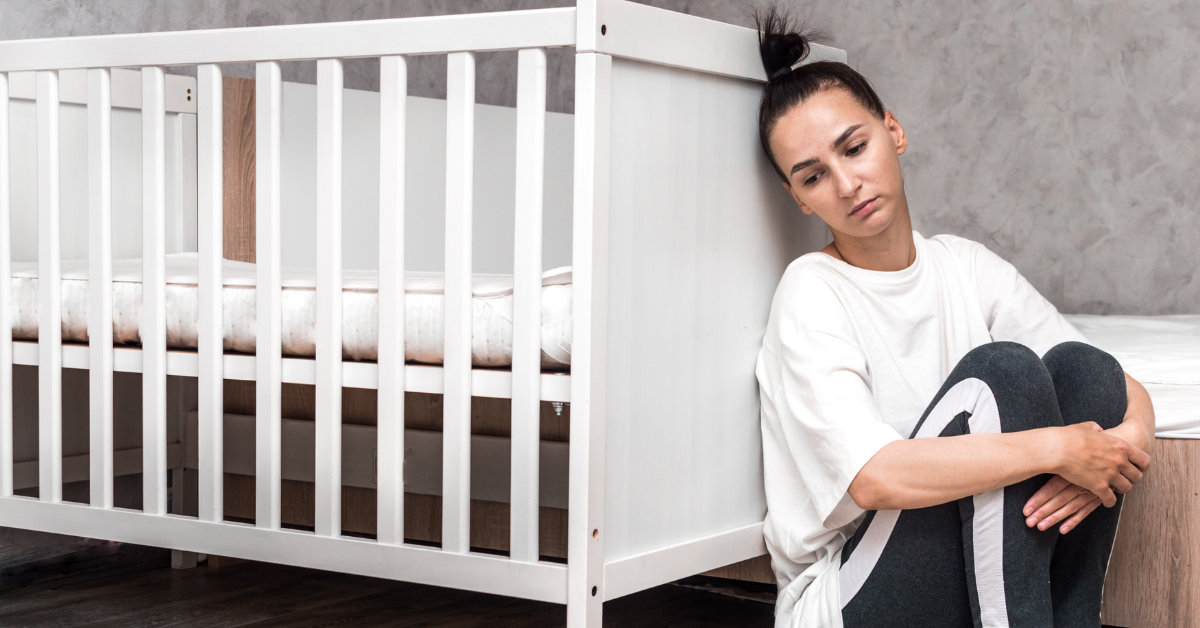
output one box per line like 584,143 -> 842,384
833,166 -> 861,198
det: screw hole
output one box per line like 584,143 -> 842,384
591,586 -> 598,596
187,88 -> 192,94
187,96 -> 192,101
592,529 -> 598,539
601,24 -> 607,35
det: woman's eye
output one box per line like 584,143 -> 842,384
847,141 -> 867,156
803,172 -> 821,186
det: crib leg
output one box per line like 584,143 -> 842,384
168,466 -> 199,570
171,549 -> 198,570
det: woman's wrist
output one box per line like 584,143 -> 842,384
1033,427 -> 1073,478
1108,419 -> 1151,453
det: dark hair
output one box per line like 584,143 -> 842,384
755,6 -> 886,181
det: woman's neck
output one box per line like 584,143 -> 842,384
825,206 -> 916,272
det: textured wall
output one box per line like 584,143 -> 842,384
3,0 -> 1198,314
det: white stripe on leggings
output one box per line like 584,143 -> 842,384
840,377 -> 1010,628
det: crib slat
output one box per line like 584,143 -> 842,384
314,58 -> 344,538
442,51 -> 475,554
141,66 -> 168,516
197,63 -> 224,523
0,72 -> 12,498
377,55 -> 407,546
35,71 -> 63,504
256,60 -> 284,530
510,47 -> 547,564
87,68 -> 114,509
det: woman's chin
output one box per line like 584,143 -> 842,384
840,207 -> 894,238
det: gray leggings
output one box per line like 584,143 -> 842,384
840,341 -> 1128,628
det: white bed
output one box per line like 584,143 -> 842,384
10,254 -> 573,368
1067,314 -> 1200,439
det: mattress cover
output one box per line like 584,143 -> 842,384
8,253 -> 573,369
1066,314 -> 1200,439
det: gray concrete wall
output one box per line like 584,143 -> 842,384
3,0 -> 1198,314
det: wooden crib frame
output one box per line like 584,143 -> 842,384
0,2 -> 842,625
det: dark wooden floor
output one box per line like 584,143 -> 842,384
0,528 -> 775,627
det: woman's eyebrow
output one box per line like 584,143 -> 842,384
790,157 -> 820,176
831,124 -> 864,150
789,124 -> 868,176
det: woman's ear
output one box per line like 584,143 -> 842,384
782,180 -> 815,215
885,111 -> 907,156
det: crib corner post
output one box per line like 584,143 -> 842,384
566,45 -> 613,628
0,71 -> 11,499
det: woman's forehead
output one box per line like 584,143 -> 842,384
773,89 -> 876,153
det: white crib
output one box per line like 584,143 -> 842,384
0,2 -> 841,624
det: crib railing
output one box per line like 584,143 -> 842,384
0,7 -> 576,603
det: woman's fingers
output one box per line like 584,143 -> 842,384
1024,475 -> 1072,518
1036,491 -> 1096,531
1058,497 -> 1103,534
1059,423 -> 1147,508
1092,482 -> 1117,507
1128,443 -> 1152,471
1110,473 -> 1134,495
1026,480 -> 1082,528
1118,459 -> 1144,487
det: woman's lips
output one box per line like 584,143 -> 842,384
850,197 -> 878,217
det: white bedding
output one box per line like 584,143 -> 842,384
1067,314 -> 1200,439
8,254 -> 573,369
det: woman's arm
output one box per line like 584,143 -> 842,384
1021,372 -> 1156,533
1108,372 -> 1155,452
848,421 -> 1150,512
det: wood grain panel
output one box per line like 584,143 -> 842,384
222,472 -> 255,522
222,75 -> 255,263
1101,437 -> 1200,628
703,555 -> 773,585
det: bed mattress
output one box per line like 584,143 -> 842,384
8,254 -> 573,369
1067,315 -> 1200,439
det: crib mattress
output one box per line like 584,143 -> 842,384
1067,314 -> 1200,439
8,253 -> 573,369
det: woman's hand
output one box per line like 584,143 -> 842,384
1024,420 -> 1110,535
1024,421 -> 1150,533
1023,474 -> 1102,534
1026,416 -> 1154,534
1052,422 -> 1150,508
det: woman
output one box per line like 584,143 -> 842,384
752,9 -> 1155,628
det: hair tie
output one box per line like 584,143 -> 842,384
768,66 -> 793,82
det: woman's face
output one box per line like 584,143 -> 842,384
768,88 -> 908,239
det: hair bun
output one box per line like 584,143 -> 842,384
755,6 -> 813,76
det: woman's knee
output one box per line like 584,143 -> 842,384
1042,341 -> 1127,429
948,342 -> 1061,432
953,342 -> 1051,393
